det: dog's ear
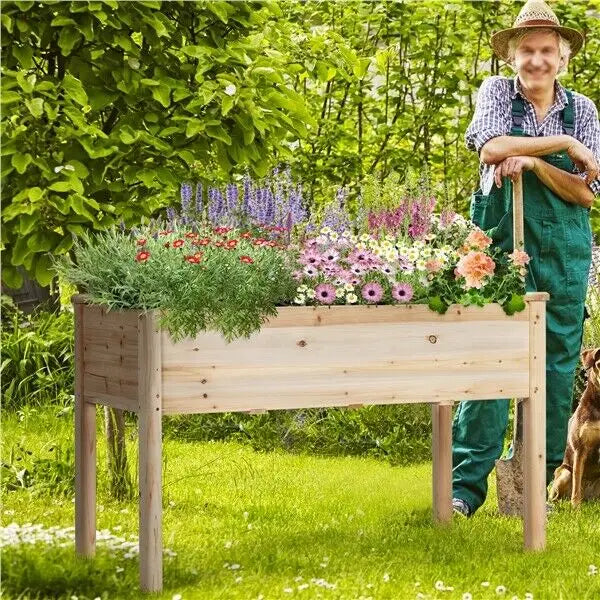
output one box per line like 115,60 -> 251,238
581,348 -> 600,369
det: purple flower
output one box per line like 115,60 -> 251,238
361,282 -> 384,303
195,183 -> 203,214
180,183 -> 193,216
315,283 -> 336,305
166,207 -> 177,224
208,188 -> 225,224
392,283 -> 414,302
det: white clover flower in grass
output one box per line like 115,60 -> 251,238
298,583 -> 309,590
172,595 -> 182,600
462,594 -> 473,600
224,84 -> 237,96
224,540 -> 232,549
435,580 -> 445,591
496,585 -> 507,595
383,573 -> 390,582
524,593 -> 534,599
481,581 -> 490,587
283,588 -> 293,594
588,564 -> 598,575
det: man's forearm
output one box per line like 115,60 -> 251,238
481,135 -> 573,165
531,158 -> 594,208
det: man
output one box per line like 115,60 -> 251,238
452,0 -> 600,517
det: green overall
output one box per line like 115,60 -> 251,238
452,89 -> 593,513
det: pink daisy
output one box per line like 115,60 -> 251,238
392,283 -> 413,302
323,247 -> 340,262
361,282 -> 384,303
315,283 -> 336,305
299,248 -> 323,267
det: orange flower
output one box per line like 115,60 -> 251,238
465,228 -> 493,250
172,239 -> 185,248
241,232 -> 252,239
425,258 -> 443,273
136,238 -> 147,246
226,239 -> 238,249
185,232 -> 198,239
240,255 -> 254,264
455,251 -> 495,289
194,238 -> 211,246
159,230 -> 173,236
135,250 -> 150,262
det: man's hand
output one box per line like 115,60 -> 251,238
494,156 -> 536,188
566,140 -> 600,184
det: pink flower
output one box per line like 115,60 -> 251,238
379,264 -> 396,276
299,248 -> 323,267
315,283 -> 336,304
455,251 -> 496,289
347,249 -> 371,264
361,282 -> 384,303
464,228 -> 493,250
392,283 -> 413,302
508,249 -> 530,267
303,265 -> 318,278
323,247 -> 340,262
350,263 -> 364,276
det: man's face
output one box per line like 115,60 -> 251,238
514,31 -> 561,92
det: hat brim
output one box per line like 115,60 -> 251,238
491,25 -> 584,63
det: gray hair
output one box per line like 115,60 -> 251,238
507,28 -> 571,76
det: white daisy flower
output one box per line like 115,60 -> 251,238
294,295 -> 306,305
496,585 -> 506,594
346,293 -> 358,304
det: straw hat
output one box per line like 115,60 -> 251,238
490,0 -> 584,62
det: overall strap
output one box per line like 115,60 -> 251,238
510,96 -> 526,136
562,89 -> 574,136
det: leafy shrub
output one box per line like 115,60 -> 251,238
1,297 -> 74,410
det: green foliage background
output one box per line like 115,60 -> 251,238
2,0 -> 599,288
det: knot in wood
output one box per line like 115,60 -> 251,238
297,339 -> 307,347
428,335 -> 438,344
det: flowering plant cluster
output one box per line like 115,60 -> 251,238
58,168 -> 530,341
290,212 -> 529,315
57,222 -> 297,341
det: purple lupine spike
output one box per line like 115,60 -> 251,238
226,183 -> 239,214
195,183 -> 203,215
166,207 -> 177,224
118,220 -> 126,233
242,174 -> 253,216
208,187 -> 225,224
180,183 -> 193,216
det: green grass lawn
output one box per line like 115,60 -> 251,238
2,408 -> 599,600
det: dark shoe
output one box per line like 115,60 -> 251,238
452,498 -> 472,518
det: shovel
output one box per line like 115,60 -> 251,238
495,173 -> 528,516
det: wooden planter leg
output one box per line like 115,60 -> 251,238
432,402 -> 453,523
523,300 -> 546,550
75,302 -> 96,557
138,312 -> 163,592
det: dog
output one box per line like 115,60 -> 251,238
549,348 -> 600,507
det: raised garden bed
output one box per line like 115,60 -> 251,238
73,291 -> 548,592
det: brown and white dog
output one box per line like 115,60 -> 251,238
549,348 -> 600,507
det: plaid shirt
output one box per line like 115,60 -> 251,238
465,75 -> 600,197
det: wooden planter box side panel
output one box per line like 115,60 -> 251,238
161,305 -> 531,414
79,302 -> 140,412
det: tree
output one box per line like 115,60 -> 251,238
1,0 -> 315,288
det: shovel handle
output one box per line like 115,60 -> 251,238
512,173 -> 525,447
513,173 -> 524,250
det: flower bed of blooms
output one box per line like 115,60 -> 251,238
57,169 -> 530,341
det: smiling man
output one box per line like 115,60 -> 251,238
451,0 -> 600,517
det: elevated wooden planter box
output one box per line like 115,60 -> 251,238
73,292 -> 548,593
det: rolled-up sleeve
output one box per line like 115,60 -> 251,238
576,98 -> 600,197
465,76 -> 512,154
